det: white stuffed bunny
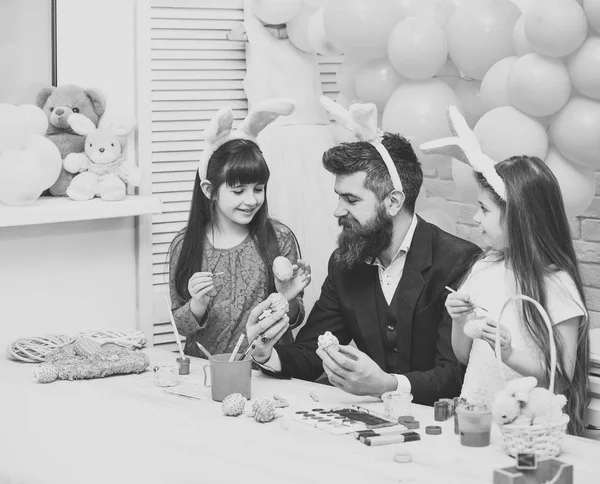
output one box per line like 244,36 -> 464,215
64,118 -> 140,201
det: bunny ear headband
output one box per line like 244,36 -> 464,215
320,96 -> 404,193
198,98 -> 295,179
419,106 -> 507,201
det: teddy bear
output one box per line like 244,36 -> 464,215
63,118 -> 141,201
36,84 -> 106,196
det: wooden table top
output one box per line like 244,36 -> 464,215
1,348 -> 598,484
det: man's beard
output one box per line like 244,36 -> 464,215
333,204 -> 393,270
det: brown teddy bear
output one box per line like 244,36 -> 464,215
36,84 -> 106,196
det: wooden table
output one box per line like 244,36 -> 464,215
1,348 -> 597,484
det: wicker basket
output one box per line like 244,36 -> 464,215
495,295 -> 569,458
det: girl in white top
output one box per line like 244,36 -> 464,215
445,155 -> 590,436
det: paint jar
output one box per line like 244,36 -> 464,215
434,401 -> 450,421
456,407 -> 493,447
382,391 -> 413,419
177,357 -> 190,375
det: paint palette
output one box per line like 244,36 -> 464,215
292,405 -> 399,435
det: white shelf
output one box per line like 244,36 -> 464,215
0,195 -> 163,228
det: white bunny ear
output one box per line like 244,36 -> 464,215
321,96 -> 357,135
420,106 -> 507,201
321,96 -> 403,193
237,98 -> 295,139
110,117 -> 137,138
205,107 -> 234,145
320,96 -> 380,142
198,107 -> 235,180
348,103 -> 380,142
68,113 -> 97,136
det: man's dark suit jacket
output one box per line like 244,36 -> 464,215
274,216 -> 482,406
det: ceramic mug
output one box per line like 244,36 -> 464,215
203,354 -> 251,402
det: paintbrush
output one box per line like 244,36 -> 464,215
195,342 -> 215,361
164,295 -> 187,361
229,334 -> 245,362
444,286 -> 488,313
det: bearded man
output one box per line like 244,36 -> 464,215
246,133 -> 481,405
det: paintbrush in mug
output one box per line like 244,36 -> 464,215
444,286 -> 488,313
229,334 -> 245,362
195,342 -> 215,361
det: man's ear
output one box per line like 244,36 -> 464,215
385,189 -> 405,216
200,180 -> 213,199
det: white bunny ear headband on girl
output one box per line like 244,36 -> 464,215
198,98 -> 295,179
419,106 -> 507,201
320,96 -> 404,193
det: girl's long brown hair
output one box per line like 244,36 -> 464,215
476,155 -> 590,436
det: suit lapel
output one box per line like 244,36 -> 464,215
392,218 -> 432,372
349,263 -> 387,370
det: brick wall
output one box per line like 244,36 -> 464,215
423,166 -> 600,330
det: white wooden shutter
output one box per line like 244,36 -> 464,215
136,0 -> 341,350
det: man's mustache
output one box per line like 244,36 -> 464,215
338,216 -> 356,228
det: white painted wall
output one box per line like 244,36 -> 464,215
0,0 -> 139,347
0,0 -> 53,104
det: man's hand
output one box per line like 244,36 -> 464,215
245,299 -> 289,364
316,344 -> 397,397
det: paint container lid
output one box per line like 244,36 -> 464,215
425,425 -> 442,435
394,451 -> 412,463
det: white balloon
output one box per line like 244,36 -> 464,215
544,147 -> 595,218
454,79 -> 486,128
0,149 -> 45,205
287,4 -> 315,53
307,8 -> 340,56
0,104 -> 27,153
480,56 -> 518,112
434,58 -> 461,90
507,53 -> 571,117
387,16 -> 448,80
584,0 -> 600,34
567,36 -> 600,101
524,0 -> 588,57
252,0 -> 302,25
512,15 -> 534,56
474,106 -> 548,162
23,134 -> 62,190
16,104 -> 48,136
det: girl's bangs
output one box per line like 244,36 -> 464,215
223,151 -> 270,187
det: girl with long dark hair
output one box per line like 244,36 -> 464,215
421,107 -> 590,436
168,102 -> 310,358
446,155 -> 590,436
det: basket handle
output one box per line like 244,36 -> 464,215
495,294 -> 556,393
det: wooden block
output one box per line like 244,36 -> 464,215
493,458 -> 573,484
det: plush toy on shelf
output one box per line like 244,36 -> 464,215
63,118 -> 141,201
36,84 -> 106,196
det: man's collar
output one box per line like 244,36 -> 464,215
367,214 -> 418,268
